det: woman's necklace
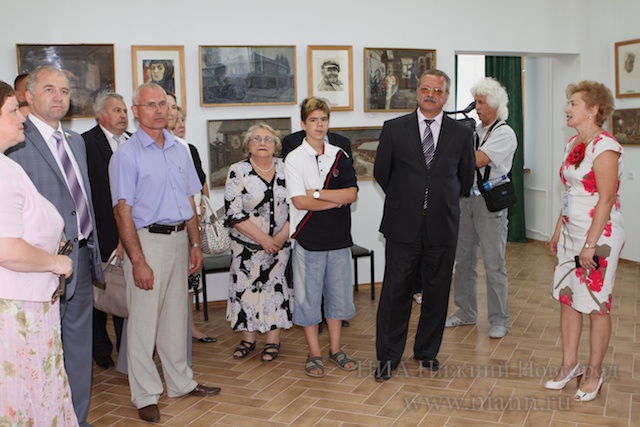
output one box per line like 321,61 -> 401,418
250,158 -> 274,173
576,128 -> 600,148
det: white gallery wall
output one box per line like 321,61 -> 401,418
2,0 -> 638,301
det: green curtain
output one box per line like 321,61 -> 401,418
485,56 -> 527,242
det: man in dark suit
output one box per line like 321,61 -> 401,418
373,69 -> 475,382
281,129 -> 351,160
83,92 -> 129,370
7,65 -> 104,426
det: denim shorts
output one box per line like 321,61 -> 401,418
292,241 -> 355,326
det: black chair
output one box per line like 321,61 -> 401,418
350,244 -> 375,300
198,253 -> 232,321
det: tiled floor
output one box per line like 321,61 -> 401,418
88,240 -> 640,426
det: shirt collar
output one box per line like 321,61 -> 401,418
135,127 -> 178,149
28,113 -> 63,141
417,109 -> 444,126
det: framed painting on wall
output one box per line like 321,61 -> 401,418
132,45 -> 186,112
364,48 -> 436,112
200,46 -> 296,107
615,38 -> 640,98
207,117 -> 292,188
307,45 -> 353,111
16,43 -> 115,118
611,108 -> 640,144
331,126 -> 382,180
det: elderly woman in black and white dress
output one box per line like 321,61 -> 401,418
224,123 -> 292,362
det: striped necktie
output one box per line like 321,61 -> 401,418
53,131 -> 93,238
422,119 -> 435,208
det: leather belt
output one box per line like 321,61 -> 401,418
78,238 -> 88,248
145,222 -> 186,234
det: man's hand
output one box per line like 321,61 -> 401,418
133,260 -> 154,290
189,246 -> 203,274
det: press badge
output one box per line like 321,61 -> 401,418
561,191 -> 569,216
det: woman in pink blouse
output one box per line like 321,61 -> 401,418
0,81 -> 77,426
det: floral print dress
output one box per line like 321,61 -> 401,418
224,158 -> 293,332
552,132 -> 625,314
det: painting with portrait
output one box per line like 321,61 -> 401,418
16,44 -> 115,118
207,117 -> 292,188
132,46 -> 186,112
364,48 -> 436,112
615,38 -> 640,98
308,45 -> 353,111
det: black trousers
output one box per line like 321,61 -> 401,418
92,308 -> 124,361
375,216 -> 456,368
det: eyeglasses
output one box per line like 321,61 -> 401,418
419,86 -> 446,95
251,135 -> 275,144
134,101 -> 168,110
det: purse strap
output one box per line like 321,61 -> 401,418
475,120 -> 508,184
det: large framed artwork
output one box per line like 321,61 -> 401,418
200,46 -> 296,107
615,38 -> 640,98
331,126 -> 382,180
611,108 -> 640,145
16,43 -> 115,118
132,45 -> 187,112
207,117 -> 292,188
307,45 -> 353,111
364,48 -> 436,112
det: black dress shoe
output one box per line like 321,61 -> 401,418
421,358 -> 440,371
189,383 -> 221,397
194,336 -> 217,343
375,362 -> 393,382
138,404 -> 160,423
95,356 -> 115,370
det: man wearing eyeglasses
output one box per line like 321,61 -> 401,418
373,69 -> 475,382
109,82 -> 220,423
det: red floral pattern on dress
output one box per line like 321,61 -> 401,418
581,170 -> 597,194
605,295 -> 612,312
603,222 -> 612,237
587,268 -> 605,292
566,142 -> 586,167
559,294 -> 572,306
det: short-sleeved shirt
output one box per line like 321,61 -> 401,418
476,120 -> 517,184
285,140 -> 357,251
108,128 -> 201,229
0,154 -> 64,301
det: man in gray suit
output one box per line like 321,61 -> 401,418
7,65 -> 103,427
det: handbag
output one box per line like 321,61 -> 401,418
93,250 -> 128,318
200,195 -> 230,255
476,166 -> 518,212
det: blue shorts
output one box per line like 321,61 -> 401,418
292,241 -> 355,326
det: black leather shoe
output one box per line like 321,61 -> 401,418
95,356 -> 115,370
421,358 -> 440,371
138,404 -> 160,423
189,383 -> 221,397
194,336 -> 217,343
375,362 -> 393,382
342,320 -> 350,327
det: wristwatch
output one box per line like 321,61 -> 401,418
313,189 -> 320,199
584,242 -> 595,249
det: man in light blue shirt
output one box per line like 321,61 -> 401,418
109,82 -> 220,423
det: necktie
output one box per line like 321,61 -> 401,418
53,131 -> 93,238
422,119 -> 435,208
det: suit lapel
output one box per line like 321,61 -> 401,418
405,112 -> 426,170
430,115 -> 453,169
24,118 -> 68,187
95,127 -> 114,163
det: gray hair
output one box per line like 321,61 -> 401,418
471,77 -> 509,121
420,69 -> 452,92
242,123 -> 281,158
94,92 -> 124,117
24,65 -> 68,93
132,82 -> 166,106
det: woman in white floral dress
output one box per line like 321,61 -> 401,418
224,123 -> 292,362
0,81 -> 77,426
548,81 -> 624,402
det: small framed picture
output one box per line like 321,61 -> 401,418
611,108 -> 640,144
615,38 -> 640,98
200,46 -> 296,107
364,48 -> 436,112
308,45 -> 353,111
16,43 -> 115,118
207,117 -> 292,188
131,45 -> 186,111
331,126 -> 382,180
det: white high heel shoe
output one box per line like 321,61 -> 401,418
574,373 -> 604,402
544,364 -> 584,390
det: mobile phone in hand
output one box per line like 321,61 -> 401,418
574,255 -> 600,270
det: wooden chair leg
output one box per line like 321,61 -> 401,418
370,250 -> 375,300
